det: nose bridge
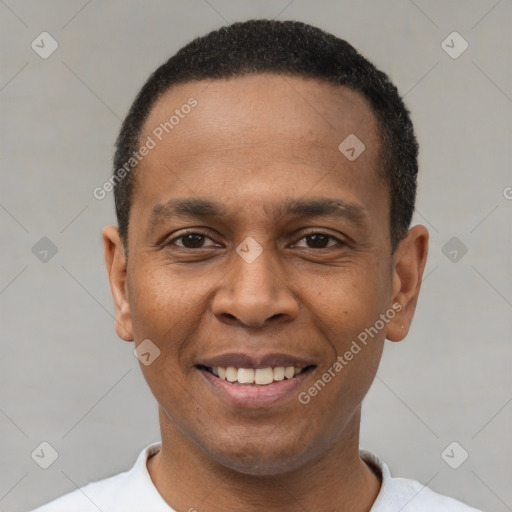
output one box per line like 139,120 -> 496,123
212,239 -> 298,327
234,244 -> 278,296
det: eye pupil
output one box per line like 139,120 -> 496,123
307,233 -> 329,248
182,234 -> 204,248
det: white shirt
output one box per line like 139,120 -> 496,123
31,442 -> 482,512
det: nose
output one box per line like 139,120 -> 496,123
211,247 -> 299,329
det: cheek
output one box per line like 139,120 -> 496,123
127,262 -> 224,390
128,262 -> 202,335
310,268 -> 389,341
303,264 -> 389,407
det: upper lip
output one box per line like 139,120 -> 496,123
197,353 -> 316,370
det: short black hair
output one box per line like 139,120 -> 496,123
113,19 -> 418,252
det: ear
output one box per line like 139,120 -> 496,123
103,225 -> 134,341
386,225 -> 429,342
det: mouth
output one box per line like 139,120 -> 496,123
195,355 -> 317,408
198,364 -> 315,385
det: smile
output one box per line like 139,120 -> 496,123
202,365 -> 310,385
197,360 -> 316,408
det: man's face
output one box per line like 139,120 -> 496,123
108,74 -> 411,475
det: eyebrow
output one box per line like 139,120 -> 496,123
149,197 -> 369,228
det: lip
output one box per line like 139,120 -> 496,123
197,352 -> 314,370
198,365 -> 316,408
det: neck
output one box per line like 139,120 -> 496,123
147,406 -> 381,512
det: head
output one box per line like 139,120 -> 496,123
104,19 -> 428,475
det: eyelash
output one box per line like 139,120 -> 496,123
165,229 -> 345,249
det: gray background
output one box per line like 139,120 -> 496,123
1,1 -> 511,511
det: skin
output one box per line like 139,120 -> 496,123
103,74 -> 428,512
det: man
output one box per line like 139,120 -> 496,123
32,19 -> 482,512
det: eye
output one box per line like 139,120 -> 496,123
293,232 -> 344,249
165,231 -> 344,250
167,231 -> 218,249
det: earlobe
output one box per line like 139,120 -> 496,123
387,225 -> 429,342
103,226 -> 134,342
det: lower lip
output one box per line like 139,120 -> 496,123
198,367 -> 314,408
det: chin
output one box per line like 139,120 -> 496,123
202,432 -> 314,477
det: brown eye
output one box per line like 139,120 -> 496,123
294,232 -> 341,249
305,233 -> 330,248
180,233 -> 206,248
168,232 -> 217,249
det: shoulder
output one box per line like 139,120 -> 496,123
383,475 -> 483,511
361,450 -> 483,512
30,470 -> 131,512
29,443 -> 170,512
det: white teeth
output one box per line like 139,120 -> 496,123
273,367 -> 285,381
210,365 -> 306,385
225,366 -> 238,382
254,367 -> 274,385
237,368 -> 255,384
284,366 -> 295,379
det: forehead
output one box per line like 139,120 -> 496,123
132,73 -> 386,224
141,73 -> 380,159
